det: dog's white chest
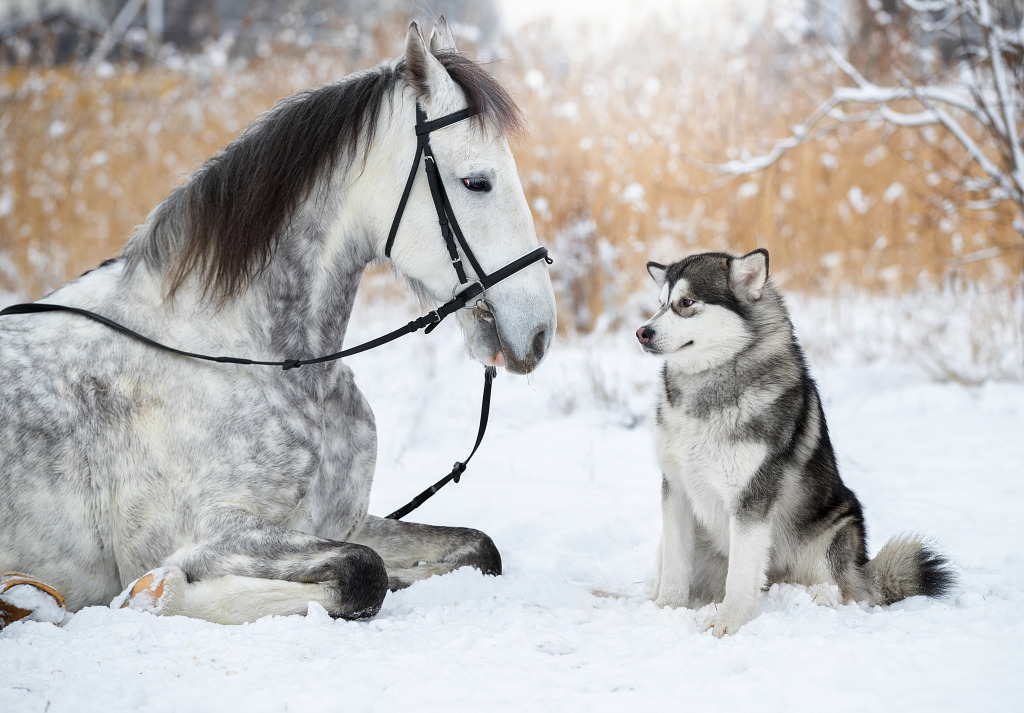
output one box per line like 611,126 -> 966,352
655,402 -> 767,516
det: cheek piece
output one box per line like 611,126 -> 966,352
384,103 -> 552,321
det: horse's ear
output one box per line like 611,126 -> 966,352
429,16 -> 458,53
729,249 -> 769,301
405,21 -> 449,100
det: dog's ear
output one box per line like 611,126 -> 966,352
647,262 -> 669,287
729,249 -> 769,301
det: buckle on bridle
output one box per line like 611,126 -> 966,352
453,279 -> 483,303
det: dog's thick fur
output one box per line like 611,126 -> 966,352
637,249 -> 954,636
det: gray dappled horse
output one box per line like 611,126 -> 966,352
0,19 -> 555,627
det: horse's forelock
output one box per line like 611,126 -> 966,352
431,52 -> 526,140
150,52 -> 522,302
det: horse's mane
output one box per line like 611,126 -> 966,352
129,52 -> 525,300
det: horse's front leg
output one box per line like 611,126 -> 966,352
115,510 -> 388,624
348,515 -> 501,590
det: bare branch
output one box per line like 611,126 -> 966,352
903,0 -> 961,12
912,85 -> 1022,202
943,246 -> 1003,266
688,0 -> 1024,240
979,0 -> 1024,192
823,43 -> 870,88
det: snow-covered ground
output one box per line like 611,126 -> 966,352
2,286 -> 1023,712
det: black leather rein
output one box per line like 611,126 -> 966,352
0,102 -> 552,521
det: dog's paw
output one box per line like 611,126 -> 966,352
807,582 -> 843,608
654,593 -> 688,609
653,582 -> 690,609
702,608 -> 746,638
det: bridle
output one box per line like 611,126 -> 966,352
385,103 -> 551,326
0,101 -> 553,520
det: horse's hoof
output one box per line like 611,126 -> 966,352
0,572 -> 67,629
334,546 -> 389,620
112,566 -> 186,615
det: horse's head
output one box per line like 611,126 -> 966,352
375,19 -> 556,375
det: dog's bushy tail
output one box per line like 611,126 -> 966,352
864,535 -> 956,606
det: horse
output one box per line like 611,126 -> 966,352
0,18 -> 556,628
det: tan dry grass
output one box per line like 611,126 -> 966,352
0,53 -> 365,298
1,22 -> 1019,335
501,23 -> 1021,332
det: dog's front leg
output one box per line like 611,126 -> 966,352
704,518 -> 771,637
654,476 -> 697,608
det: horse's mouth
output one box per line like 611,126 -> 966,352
468,300 -> 548,375
471,302 -> 506,367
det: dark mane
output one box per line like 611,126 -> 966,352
142,51 -> 524,300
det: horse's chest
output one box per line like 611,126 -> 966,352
274,372 -> 378,537
655,397 -> 767,519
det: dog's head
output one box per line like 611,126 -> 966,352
636,249 -> 770,373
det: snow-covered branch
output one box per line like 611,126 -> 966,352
702,0 -> 1024,237
979,0 -> 1024,191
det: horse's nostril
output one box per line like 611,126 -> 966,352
530,328 -> 548,361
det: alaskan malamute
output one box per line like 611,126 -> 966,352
637,249 -> 953,636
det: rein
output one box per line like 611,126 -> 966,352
0,101 -> 551,521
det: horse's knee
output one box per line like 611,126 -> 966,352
453,528 -> 502,577
326,545 -> 389,620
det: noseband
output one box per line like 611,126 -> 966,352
0,101 -> 554,520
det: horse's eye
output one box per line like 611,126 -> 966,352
462,177 -> 492,192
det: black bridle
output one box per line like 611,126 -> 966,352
0,102 -> 552,520
385,104 -> 551,293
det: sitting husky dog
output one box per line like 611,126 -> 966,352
636,249 -> 953,637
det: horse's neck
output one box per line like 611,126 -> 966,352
116,210 -> 371,368
247,220 -> 370,360
112,84 -> 410,366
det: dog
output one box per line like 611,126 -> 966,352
636,249 -> 954,636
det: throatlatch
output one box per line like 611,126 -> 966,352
0,101 -> 552,520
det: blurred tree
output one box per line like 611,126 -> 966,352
2,0 -> 500,65
716,0 -> 1024,268
92,0 -> 499,52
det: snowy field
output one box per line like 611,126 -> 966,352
2,286 -> 1023,712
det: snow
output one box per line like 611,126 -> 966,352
1,288 -> 1023,712
884,181 -> 906,203
524,69 -> 545,92
0,585 -> 63,625
621,182 -> 646,208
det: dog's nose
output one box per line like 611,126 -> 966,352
637,326 -> 654,344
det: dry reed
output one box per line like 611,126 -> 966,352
1,19 -> 1019,336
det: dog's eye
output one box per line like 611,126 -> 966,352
680,298 -> 694,308
462,177 -> 492,192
